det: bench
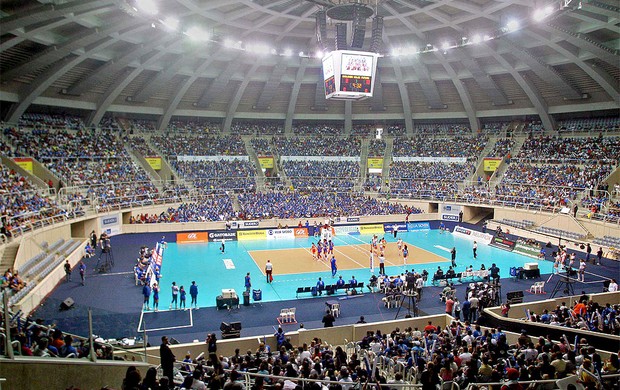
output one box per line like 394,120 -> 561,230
295,282 -> 365,297
431,273 -> 462,286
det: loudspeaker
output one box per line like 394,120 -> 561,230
60,297 -> 74,310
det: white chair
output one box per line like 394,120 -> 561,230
330,303 -> 340,317
530,281 -> 545,294
287,307 -> 296,323
279,308 -> 291,323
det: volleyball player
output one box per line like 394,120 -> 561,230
311,243 -> 318,260
397,238 -> 403,256
328,240 -> 334,255
403,244 -> 409,264
317,241 -> 323,261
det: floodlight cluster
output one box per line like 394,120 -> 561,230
125,0 -> 567,59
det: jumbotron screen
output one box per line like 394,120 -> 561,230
322,50 -> 380,101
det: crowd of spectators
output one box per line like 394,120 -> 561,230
250,138 -> 273,156
171,160 -> 256,193
389,162 -> 475,181
486,138 -> 515,158
273,137 -> 361,157
526,295 -> 619,335
237,192 -> 412,219
415,123 -> 471,136
7,128 -> 125,160
392,136 -> 487,158
282,161 -> 360,192
151,135 -> 247,156
351,125 -> 376,136
368,140 -> 386,157
292,123 -> 343,136
517,135 -> 620,162
231,122 -> 284,135
387,180 -> 460,200
99,114 -> 122,132
481,122 -> 509,134
123,118 -> 156,133
386,124 -> 406,136
0,164 -> 69,234
557,117 -> 619,134
18,113 -> 84,130
130,197 -> 235,223
126,136 -> 159,157
167,119 -> 221,134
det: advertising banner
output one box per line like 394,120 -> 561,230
266,228 -> 295,240
408,222 -> 431,230
13,157 -> 33,173
359,224 -> 384,234
144,156 -> 162,170
513,242 -> 542,259
232,220 -> 260,229
383,223 -> 408,232
453,226 -> 493,244
334,225 -> 360,235
258,156 -> 274,169
177,232 -> 209,244
367,158 -> 384,169
237,230 -> 267,241
346,217 -> 360,223
293,228 -> 309,238
441,204 -> 462,222
489,235 -> 517,251
207,231 -> 237,242
393,157 -> 467,163
99,214 -> 121,236
483,158 -> 502,172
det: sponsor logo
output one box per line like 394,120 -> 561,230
383,223 -> 408,232
266,229 -> 295,240
346,217 -> 360,222
359,224 -> 384,234
489,236 -> 516,251
243,221 -> 260,227
208,231 -> 237,241
409,222 -> 430,230
334,225 -> 360,235
454,226 -> 471,235
177,232 -> 209,243
237,230 -> 267,240
294,228 -> 309,238
442,214 -> 460,221
102,217 -> 118,225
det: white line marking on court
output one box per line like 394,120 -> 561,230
137,309 -> 194,333
223,259 -> 235,269
434,245 -> 451,252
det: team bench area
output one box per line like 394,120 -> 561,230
296,282 -> 365,297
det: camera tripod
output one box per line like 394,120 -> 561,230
96,248 -> 115,273
395,290 -> 419,319
550,273 -> 575,298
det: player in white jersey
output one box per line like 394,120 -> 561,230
397,238 -> 403,256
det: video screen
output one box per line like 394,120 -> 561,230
340,53 -> 373,93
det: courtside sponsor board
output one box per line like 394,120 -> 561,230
208,231 -> 237,242
242,220 -> 260,228
384,223 -> 408,232
177,232 -> 209,244
513,242 -> 542,259
442,214 -> 460,221
453,226 -> 493,244
408,222 -> 431,230
266,228 -> 295,240
294,228 -> 309,238
346,217 -> 360,223
488,235 -> 517,251
237,230 -> 267,240
359,224 -> 384,234
334,225 -> 360,235
258,156 -> 274,169
99,213 -> 121,236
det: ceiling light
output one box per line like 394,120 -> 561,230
299,51 -> 304,57
136,0 -> 158,15
472,34 -> 482,44
316,50 -> 324,58
391,48 -> 401,57
283,49 -> 293,57
162,17 -> 179,31
442,42 -> 450,50
506,20 -> 519,32
185,26 -> 208,42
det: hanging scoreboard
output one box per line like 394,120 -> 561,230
323,50 -> 380,101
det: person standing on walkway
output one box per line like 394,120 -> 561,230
179,285 -> 187,310
472,241 -> 478,259
78,261 -> 86,286
189,281 -> 198,309
265,260 -> 273,283
322,309 -> 335,327
64,260 -> 72,282
160,336 -> 175,388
